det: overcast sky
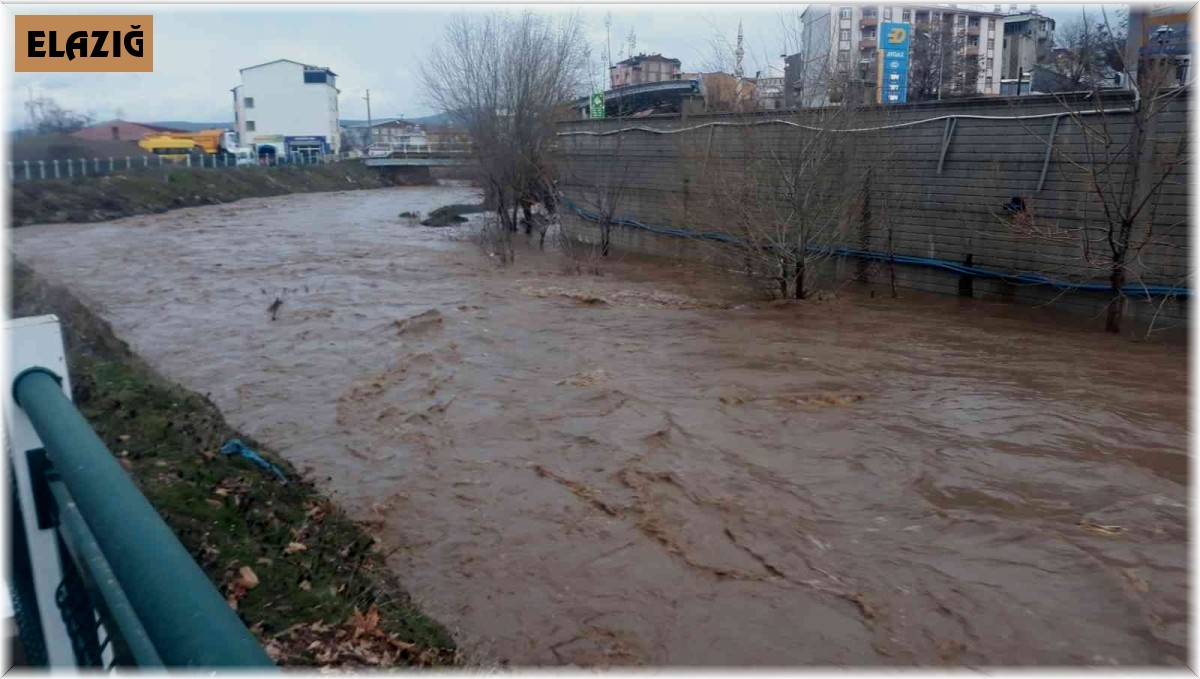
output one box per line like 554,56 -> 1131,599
8,3 -> 1103,126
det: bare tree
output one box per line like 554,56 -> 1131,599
562,131 -> 631,259
1001,50 -> 1189,333
683,105 -> 886,300
1054,9 -> 1127,90
421,11 -> 589,242
24,95 -> 93,135
909,21 -> 980,101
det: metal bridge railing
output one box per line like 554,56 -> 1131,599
5,316 -> 275,669
364,142 -> 473,158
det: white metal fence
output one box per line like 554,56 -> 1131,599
7,152 -> 338,184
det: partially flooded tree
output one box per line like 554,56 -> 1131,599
1003,29 -> 1189,334
421,11 -> 589,239
560,131 -> 631,262
685,105 -> 882,300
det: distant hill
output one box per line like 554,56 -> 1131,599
339,112 -> 457,128
149,121 -> 234,131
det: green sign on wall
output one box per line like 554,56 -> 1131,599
589,92 -> 605,119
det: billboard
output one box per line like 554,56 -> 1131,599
877,22 -> 911,105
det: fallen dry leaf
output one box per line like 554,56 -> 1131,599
299,580 -> 312,591
236,566 -> 260,590
284,541 -> 308,555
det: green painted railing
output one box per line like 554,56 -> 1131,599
12,367 -> 275,668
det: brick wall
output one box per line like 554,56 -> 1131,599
554,90 -> 1191,327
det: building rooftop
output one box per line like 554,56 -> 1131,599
77,119 -> 186,133
239,58 -> 338,76
613,53 -> 682,68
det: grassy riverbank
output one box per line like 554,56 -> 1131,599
10,163 -> 425,227
11,262 -> 459,668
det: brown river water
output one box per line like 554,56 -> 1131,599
11,185 -> 1189,666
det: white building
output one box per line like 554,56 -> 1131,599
1001,10 -> 1056,81
800,4 -> 1005,107
232,59 -> 340,160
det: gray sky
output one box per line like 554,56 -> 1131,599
9,3 -> 1104,126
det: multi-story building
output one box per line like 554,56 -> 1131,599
609,54 -> 682,88
232,59 -> 340,161
799,4 -> 1005,106
1001,11 -> 1056,80
1139,4 -> 1192,86
754,65 -> 786,110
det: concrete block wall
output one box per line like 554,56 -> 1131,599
554,91 -> 1191,327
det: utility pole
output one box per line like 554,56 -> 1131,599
1125,5 -> 1146,89
363,89 -> 372,148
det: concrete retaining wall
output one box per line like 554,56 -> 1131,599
554,90 -> 1191,328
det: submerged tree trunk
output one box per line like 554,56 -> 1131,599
1106,264 -> 1127,334
794,257 -> 808,300
521,199 -> 534,235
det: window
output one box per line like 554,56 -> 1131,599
246,121 -> 256,132
839,7 -> 852,18
840,29 -> 851,40
902,9 -> 911,21
303,70 -> 328,84
987,38 -> 994,49
111,126 -> 119,140
956,15 -> 966,25
883,8 -> 892,19
986,57 -> 994,70
862,7 -> 876,17
244,97 -> 254,109
968,36 -> 979,46
863,27 -> 876,38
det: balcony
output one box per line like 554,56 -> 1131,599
860,16 -> 878,28
859,38 -> 877,50
964,45 -> 981,56
967,25 -> 981,36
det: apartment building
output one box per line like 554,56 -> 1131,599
800,4 -> 1005,106
609,54 -> 682,88
1001,11 -> 1056,80
233,59 -> 341,161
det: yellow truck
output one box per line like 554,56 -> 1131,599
136,136 -> 197,162
138,130 -> 254,165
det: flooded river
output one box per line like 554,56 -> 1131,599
11,185 -> 1188,666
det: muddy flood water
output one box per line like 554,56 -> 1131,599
11,185 -> 1189,666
